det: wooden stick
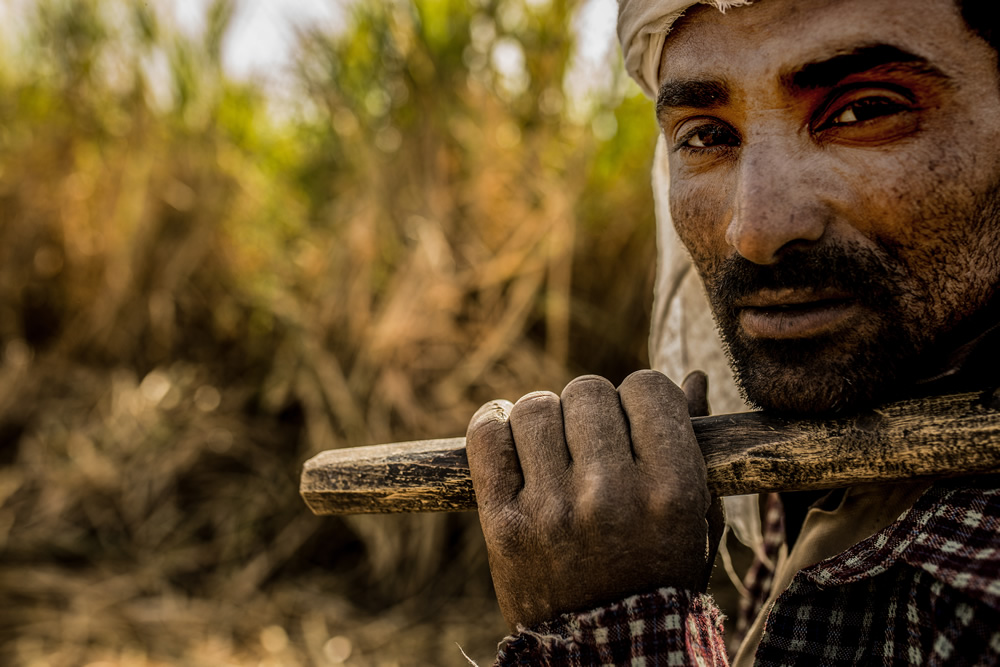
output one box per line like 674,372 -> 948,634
301,389 -> 1000,515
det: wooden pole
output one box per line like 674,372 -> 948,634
300,389 -> 1000,515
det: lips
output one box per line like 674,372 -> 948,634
737,288 -> 860,339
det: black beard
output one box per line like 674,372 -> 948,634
706,243 -> 926,416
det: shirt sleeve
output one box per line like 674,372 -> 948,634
494,587 -> 729,666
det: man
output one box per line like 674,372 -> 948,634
465,0 -> 1000,664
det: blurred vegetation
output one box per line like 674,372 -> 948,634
0,0 -> 661,664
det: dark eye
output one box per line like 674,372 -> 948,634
828,97 -> 907,126
676,123 -> 738,151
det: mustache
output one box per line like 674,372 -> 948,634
709,243 -> 896,308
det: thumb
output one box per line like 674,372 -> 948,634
681,370 -> 710,418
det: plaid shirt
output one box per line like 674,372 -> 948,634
494,476 -> 1000,666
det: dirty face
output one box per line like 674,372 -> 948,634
657,0 -> 1000,414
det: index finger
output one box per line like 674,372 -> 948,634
618,370 -> 707,487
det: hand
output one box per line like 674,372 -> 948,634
467,369 -> 721,630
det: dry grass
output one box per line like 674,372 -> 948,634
0,1 -> 681,664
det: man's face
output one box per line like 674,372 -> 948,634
657,0 -> 1000,414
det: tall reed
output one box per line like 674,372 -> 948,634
0,1 -> 660,664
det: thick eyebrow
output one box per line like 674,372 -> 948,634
656,79 -> 730,116
783,43 -> 949,90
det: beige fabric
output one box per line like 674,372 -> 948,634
617,0 -> 753,98
731,481 -> 932,666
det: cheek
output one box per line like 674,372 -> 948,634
831,145 -> 928,237
861,152 -> 978,257
847,145 -> 1000,326
668,180 -> 731,277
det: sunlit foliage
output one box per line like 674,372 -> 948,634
0,0 -> 660,664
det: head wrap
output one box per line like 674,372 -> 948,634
617,0 -> 753,98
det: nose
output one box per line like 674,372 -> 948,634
725,140 -> 829,265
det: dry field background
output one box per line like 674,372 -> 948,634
0,1 -> 742,665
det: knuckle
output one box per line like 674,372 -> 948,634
574,473 -> 628,522
483,505 -> 530,558
561,374 -> 616,401
623,369 -> 684,401
516,484 -> 588,547
569,373 -> 615,387
510,390 -> 561,421
645,489 -> 685,517
534,497 -> 574,541
473,465 -> 520,502
574,496 -> 608,525
621,368 -> 665,386
466,400 -> 512,443
645,483 -> 710,519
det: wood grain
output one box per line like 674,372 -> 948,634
300,389 -> 1000,515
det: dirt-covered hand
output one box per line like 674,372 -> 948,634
467,370 -> 715,630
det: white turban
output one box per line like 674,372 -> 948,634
617,0 -> 753,98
